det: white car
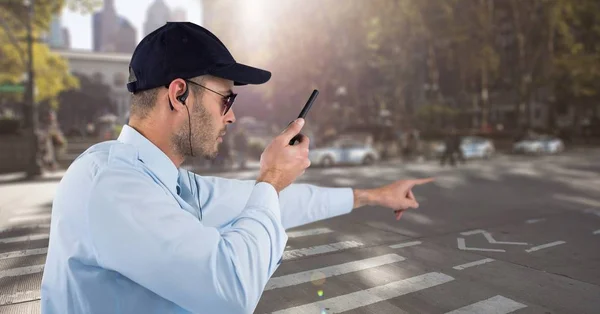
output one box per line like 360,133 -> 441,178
431,136 -> 495,159
513,136 -> 565,154
309,139 -> 379,167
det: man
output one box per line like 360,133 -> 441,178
41,22 -> 432,314
440,127 -> 464,166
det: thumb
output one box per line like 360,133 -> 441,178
406,198 -> 419,209
281,118 -> 305,141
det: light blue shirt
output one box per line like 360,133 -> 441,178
41,125 -> 353,314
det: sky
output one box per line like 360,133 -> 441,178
61,0 -> 203,51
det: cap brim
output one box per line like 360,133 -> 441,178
209,63 -> 271,86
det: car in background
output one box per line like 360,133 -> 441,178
430,136 -> 496,159
309,138 -> 379,167
513,135 -> 565,155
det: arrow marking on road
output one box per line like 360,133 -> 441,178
459,229 -> 528,251
460,229 -> 487,236
457,238 -> 506,252
481,232 -> 528,245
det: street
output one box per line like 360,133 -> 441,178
0,149 -> 599,313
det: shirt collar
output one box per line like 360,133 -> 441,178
117,125 -> 180,195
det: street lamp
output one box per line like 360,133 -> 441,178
24,0 -> 42,177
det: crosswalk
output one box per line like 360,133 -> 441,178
260,227 -> 530,314
0,220 -> 533,313
0,219 -> 49,309
272,272 -> 456,314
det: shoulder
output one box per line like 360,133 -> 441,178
67,140 -> 151,189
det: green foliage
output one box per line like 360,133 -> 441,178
0,0 -> 101,108
209,0 -> 600,128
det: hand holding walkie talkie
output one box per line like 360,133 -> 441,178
255,90 -> 319,193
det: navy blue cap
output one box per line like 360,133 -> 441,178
127,22 -> 271,93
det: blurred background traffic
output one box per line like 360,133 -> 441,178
1,0 -> 599,174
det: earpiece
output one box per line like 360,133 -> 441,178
177,85 -> 189,105
168,82 -> 189,110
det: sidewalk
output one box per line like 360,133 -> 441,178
0,170 -> 63,229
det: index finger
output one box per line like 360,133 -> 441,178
410,178 -> 435,186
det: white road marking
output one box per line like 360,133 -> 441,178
554,194 -> 600,208
453,258 -> 495,270
287,227 -> 333,238
0,233 -> 49,244
283,241 -> 363,261
460,229 -> 486,236
584,208 -> 600,218
461,229 -> 527,245
0,289 -> 41,306
389,241 -> 422,249
0,223 -> 50,233
0,248 -> 48,260
272,272 -> 454,314
525,218 -> 545,224
593,229 -> 600,235
0,265 -> 44,278
8,213 -> 52,224
445,295 -> 527,314
525,241 -> 566,253
457,238 -> 505,253
266,254 -> 405,290
481,232 -> 528,246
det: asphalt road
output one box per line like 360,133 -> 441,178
0,149 -> 599,313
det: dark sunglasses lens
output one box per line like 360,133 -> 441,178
223,95 -> 236,115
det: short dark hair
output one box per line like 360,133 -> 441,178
129,76 -> 205,119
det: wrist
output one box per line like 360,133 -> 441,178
353,188 -> 375,209
256,169 -> 285,193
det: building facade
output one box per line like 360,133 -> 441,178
92,0 -> 137,53
54,49 -> 132,121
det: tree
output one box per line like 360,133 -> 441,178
55,72 -> 117,134
552,0 -> 600,130
0,0 -> 100,108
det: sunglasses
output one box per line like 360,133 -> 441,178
185,80 -> 237,115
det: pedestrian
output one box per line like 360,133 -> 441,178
440,127 -> 464,166
41,22 -> 433,314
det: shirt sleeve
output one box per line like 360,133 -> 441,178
87,165 -> 287,314
188,172 -> 354,231
279,184 -> 354,229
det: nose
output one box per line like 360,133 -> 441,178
225,108 -> 236,124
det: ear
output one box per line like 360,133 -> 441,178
167,79 -> 188,110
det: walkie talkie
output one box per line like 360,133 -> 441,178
289,89 -> 319,145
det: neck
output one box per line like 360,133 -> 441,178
128,118 -> 185,168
